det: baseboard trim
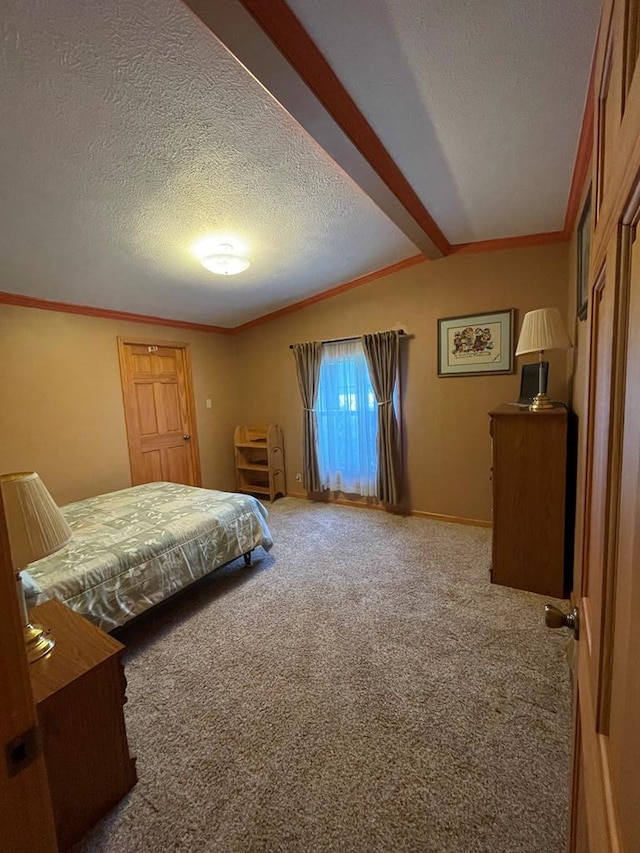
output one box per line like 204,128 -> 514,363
407,509 -> 492,528
284,491 -> 492,528
286,490 -> 309,499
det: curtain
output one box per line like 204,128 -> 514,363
362,331 -> 401,505
291,341 -> 323,493
316,340 -> 378,496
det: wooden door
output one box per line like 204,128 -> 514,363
569,1 -> 640,849
118,339 -> 201,488
0,493 -> 58,852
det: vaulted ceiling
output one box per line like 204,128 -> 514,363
0,0 -> 600,328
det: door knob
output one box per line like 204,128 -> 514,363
544,604 -> 579,640
183,434 -> 191,440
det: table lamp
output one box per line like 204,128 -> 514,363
515,307 -> 572,411
0,472 -> 72,663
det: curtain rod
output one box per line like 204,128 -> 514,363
288,329 -> 407,349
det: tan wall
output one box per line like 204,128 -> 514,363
235,242 -> 570,522
0,305 -> 240,505
0,242 -> 571,520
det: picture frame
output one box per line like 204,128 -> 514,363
437,309 -> 515,377
577,188 -> 591,321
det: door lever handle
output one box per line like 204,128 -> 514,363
544,604 -> 579,640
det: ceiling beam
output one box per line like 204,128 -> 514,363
182,0 -> 448,259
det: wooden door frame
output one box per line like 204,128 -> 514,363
117,337 -> 202,488
569,151 -> 640,853
570,228 -> 623,853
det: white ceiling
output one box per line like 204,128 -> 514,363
0,0 -> 600,328
285,0 -> 602,242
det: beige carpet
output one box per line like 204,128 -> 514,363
73,498 -> 572,853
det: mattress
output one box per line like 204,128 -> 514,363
24,481 -> 273,631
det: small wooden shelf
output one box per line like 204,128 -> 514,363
234,424 -> 285,501
246,484 -> 271,495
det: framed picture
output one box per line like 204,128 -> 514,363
437,309 -> 515,377
577,188 -> 591,321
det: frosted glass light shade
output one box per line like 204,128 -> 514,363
515,307 -> 572,356
195,240 -> 250,276
0,472 -> 71,569
200,253 -> 250,275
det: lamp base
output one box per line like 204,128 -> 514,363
529,392 -> 555,411
24,622 -> 55,663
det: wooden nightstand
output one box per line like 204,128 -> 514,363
28,599 -> 137,851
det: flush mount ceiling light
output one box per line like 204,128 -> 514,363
194,240 -> 250,276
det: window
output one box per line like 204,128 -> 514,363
315,339 -> 378,496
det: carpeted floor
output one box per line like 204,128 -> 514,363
73,498 -> 572,853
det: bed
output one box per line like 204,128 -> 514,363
23,481 -> 273,631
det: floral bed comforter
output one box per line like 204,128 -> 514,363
24,482 -> 273,631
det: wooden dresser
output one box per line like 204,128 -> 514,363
29,599 -> 137,850
489,404 -> 571,598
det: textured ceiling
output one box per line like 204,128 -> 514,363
0,0 -> 416,327
0,0 -> 599,327
286,0 -> 601,243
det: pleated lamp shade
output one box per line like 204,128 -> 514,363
0,472 -> 71,569
515,307 -> 572,356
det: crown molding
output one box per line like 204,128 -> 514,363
450,230 -> 567,254
0,291 -> 234,335
233,254 -> 427,333
562,48 -> 596,238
